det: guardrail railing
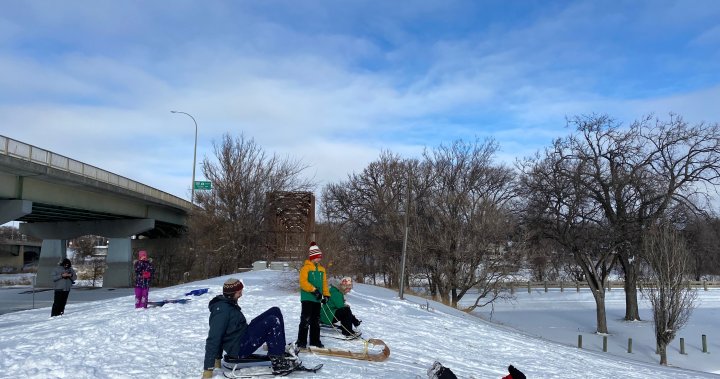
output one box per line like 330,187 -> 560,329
1,135 -> 191,210
503,280 -> 720,292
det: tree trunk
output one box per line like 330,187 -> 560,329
574,251 -> 611,334
619,254 -> 641,321
658,341 -> 668,365
590,286 -> 608,334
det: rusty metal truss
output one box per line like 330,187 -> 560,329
264,191 -> 315,261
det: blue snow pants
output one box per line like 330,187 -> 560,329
236,306 -> 287,356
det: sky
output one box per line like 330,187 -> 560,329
0,269 -> 719,378
1,1 -> 720,201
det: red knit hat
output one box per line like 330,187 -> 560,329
308,242 -> 322,260
223,278 -> 244,295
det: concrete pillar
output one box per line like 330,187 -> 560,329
104,238 -> 133,288
0,199 -> 32,225
20,219 -> 155,288
36,239 -> 66,287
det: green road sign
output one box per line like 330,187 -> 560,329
194,181 -> 212,190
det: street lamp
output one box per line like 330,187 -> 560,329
399,170 -> 411,300
170,110 -> 198,204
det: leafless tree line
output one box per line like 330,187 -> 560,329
172,114 -> 719,365
321,140 -> 522,309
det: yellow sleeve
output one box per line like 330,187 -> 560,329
321,265 -> 330,296
298,263 -> 315,292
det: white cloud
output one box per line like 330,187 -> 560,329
1,0 -> 719,199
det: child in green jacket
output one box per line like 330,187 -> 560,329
320,277 -> 362,337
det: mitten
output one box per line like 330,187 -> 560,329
202,369 -> 214,378
312,289 -> 322,300
142,271 -> 151,279
508,365 -> 526,379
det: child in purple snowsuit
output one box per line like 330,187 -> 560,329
134,250 -> 155,308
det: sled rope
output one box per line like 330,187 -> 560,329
320,302 -> 367,343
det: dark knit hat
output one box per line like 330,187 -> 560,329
308,242 -> 322,260
223,278 -> 244,295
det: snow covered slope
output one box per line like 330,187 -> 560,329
0,270 -> 715,378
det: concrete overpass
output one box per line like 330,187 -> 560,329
0,135 -> 192,287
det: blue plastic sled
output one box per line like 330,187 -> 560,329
185,288 -> 209,296
147,298 -> 192,307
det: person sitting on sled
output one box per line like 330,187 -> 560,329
320,276 -> 362,337
203,278 -> 299,378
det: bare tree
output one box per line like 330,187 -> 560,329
682,215 -> 720,280
87,256 -> 105,287
518,150 -> 617,333
193,133 -> 312,273
414,138 -> 518,307
541,114 -> 720,322
70,236 -> 96,265
321,140 -> 519,309
320,151 -> 411,286
641,224 -> 697,365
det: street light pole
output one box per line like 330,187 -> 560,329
399,170 -> 411,300
170,110 -> 198,204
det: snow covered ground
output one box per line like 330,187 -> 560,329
465,286 -> 720,375
0,269 -> 718,378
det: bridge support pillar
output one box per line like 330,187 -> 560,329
0,200 -> 32,225
19,218 -> 155,288
35,239 -> 67,288
104,238 -> 133,288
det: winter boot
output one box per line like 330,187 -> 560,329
342,329 -> 361,338
270,355 -> 300,375
427,361 -> 457,379
285,342 -> 300,361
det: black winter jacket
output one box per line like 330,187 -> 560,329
203,295 -> 248,369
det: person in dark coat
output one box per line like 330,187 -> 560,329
202,278 -> 299,378
320,277 -> 362,337
50,258 -> 77,317
502,365 -> 526,379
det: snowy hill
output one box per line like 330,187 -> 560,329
0,269 -> 717,379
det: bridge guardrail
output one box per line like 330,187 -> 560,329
1,135 -> 191,210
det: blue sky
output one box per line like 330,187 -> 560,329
1,0 -> 719,201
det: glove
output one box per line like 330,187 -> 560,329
312,289 -> 322,300
202,369 -> 214,378
508,365 -> 525,379
320,295 -> 328,304
142,271 -> 151,279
